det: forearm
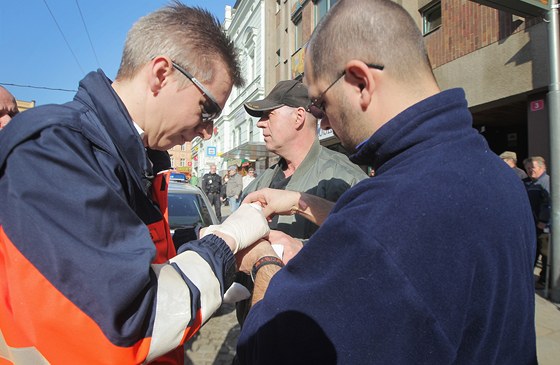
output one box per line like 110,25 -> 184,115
251,264 -> 282,305
236,240 -> 282,307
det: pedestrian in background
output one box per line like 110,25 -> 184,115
242,167 -> 256,190
500,150 -> 528,179
237,0 -> 537,363
226,165 -> 243,212
0,3 -> 272,364
524,156 -> 551,287
221,173 -> 229,207
0,85 -> 19,130
202,164 -> 223,221
189,172 -> 199,187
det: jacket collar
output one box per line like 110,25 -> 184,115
74,70 -> 152,189
350,88 -> 471,173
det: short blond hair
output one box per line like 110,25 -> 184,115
116,1 -> 243,88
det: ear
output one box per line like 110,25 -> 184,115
293,107 -> 307,130
148,56 -> 174,95
344,60 -> 378,110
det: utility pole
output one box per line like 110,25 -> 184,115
547,0 -> 560,302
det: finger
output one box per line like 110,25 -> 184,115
242,191 -> 259,204
262,205 -> 276,219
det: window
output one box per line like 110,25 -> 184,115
232,129 -> 239,148
239,124 -> 248,144
294,15 -> 303,51
315,0 -> 337,24
245,32 -> 255,83
181,144 -> 186,151
168,192 -> 215,229
180,158 -> 186,167
422,2 -> 441,35
249,119 -> 255,142
276,49 -> 281,65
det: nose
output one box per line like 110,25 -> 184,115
256,118 -> 267,128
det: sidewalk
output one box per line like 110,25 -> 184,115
535,290 -> 560,364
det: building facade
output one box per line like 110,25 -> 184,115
191,0 -> 276,178
189,0 -> 551,176
421,0 -> 549,164
168,142 -> 192,174
16,99 -> 35,113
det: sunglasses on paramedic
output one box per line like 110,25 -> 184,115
306,63 -> 385,119
172,61 -> 222,122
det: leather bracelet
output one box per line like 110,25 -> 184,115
251,256 -> 284,282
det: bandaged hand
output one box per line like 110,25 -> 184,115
201,203 -> 270,253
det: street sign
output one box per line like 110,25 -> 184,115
531,99 -> 545,111
206,146 -> 217,157
473,0 -> 549,17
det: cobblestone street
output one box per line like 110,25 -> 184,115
184,303 -> 239,365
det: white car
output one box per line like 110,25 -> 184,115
168,181 -> 219,250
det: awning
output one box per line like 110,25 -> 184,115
220,142 -> 278,160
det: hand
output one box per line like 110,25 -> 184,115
268,230 -> 303,264
242,188 -> 301,219
201,203 -> 270,253
235,239 -> 278,274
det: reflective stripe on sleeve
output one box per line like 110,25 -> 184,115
170,251 -> 222,323
146,251 -> 221,361
0,329 -> 49,365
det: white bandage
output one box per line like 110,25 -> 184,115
201,203 -> 269,253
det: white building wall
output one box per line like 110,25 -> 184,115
192,0 -> 266,176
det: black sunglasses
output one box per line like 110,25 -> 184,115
306,63 -> 384,120
172,62 -> 222,122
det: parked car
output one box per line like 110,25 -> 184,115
168,181 -> 219,251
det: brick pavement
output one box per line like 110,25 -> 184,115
184,303 -> 239,365
183,203 -> 238,365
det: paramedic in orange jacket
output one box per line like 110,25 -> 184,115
0,3 -> 270,364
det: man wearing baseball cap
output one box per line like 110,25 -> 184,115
231,80 -> 366,329
499,151 -> 527,179
243,79 -> 365,246
244,79 -> 310,116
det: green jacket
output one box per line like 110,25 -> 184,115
242,139 -> 367,239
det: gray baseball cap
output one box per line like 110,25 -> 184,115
244,80 -> 310,117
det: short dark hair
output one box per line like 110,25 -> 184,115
307,0 -> 433,85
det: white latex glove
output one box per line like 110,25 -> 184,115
201,203 -> 270,253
